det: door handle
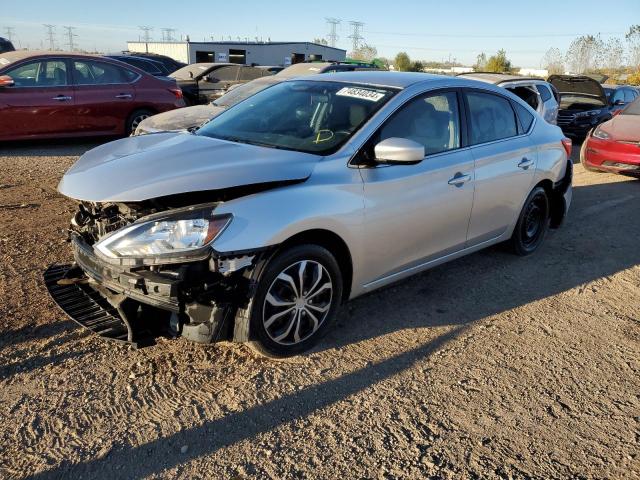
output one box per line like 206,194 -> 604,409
52,95 -> 72,101
448,172 -> 472,187
115,93 -> 132,99
518,158 -> 534,170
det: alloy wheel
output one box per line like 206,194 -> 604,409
262,260 -> 333,345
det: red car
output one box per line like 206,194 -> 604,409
580,96 -> 640,178
0,51 -> 185,141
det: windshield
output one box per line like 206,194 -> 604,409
622,97 -> 640,115
170,63 -> 213,80
196,80 -> 397,154
213,78 -> 280,108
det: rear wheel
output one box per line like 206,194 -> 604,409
125,109 -> 154,136
509,186 -> 550,256
248,245 -> 343,357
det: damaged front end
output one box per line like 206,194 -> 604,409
45,199 -> 267,347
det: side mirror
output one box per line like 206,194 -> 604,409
374,137 -> 425,164
613,99 -> 625,106
0,75 -> 14,87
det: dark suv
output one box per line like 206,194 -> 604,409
0,37 -> 15,54
549,75 -> 640,139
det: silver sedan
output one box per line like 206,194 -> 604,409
50,72 -> 573,356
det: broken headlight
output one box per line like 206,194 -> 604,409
95,207 -> 231,259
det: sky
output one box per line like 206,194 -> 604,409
2,0 -> 638,67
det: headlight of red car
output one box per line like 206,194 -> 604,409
592,125 -> 611,140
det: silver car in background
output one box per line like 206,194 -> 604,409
458,73 -> 560,125
47,72 -> 573,357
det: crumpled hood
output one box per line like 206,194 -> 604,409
138,104 -> 225,133
58,133 -> 320,202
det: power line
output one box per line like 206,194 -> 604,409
325,17 -> 340,47
4,27 -> 15,41
366,30 -> 625,39
348,21 -> 365,52
138,25 -> 153,42
63,26 -> 77,51
161,28 -> 176,42
43,24 -> 55,50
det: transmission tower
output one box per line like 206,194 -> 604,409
161,28 -> 176,42
348,21 -> 365,52
325,17 -> 340,47
139,26 -> 153,42
4,27 -> 15,41
43,24 -> 56,50
63,26 -> 77,51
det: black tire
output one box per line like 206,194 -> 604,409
509,186 -> 550,256
248,244 -> 343,357
125,109 -> 154,136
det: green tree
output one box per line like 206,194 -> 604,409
394,52 -> 412,71
485,49 -> 512,73
410,60 -> 425,72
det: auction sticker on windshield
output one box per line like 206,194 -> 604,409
336,87 -> 385,102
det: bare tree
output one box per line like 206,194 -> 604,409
474,52 -> 487,71
602,37 -> 624,74
626,25 -> 640,68
565,35 -> 604,74
542,47 -> 565,75
350,43 -> 377,62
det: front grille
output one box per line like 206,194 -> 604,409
557,112 -> 576,126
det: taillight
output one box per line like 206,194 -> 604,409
561,137 -> 572,157
169,88 -> 183,100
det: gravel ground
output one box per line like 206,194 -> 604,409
0,140 -> 638,480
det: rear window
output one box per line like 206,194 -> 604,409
466,91 -> 518,145
513,102 -> 535,132
537,84 -> 552,102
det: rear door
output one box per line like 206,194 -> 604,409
464,89 -> 536,246
71,59 -> 138,134
0,58 -> 76,139
198,65 -> 239,102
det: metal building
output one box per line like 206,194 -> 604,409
126,41 -> 346,66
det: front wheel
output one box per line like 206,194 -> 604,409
248,245 -> 343,357
509,186 -> 550,256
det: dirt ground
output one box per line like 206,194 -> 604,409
0,140 -> 638,480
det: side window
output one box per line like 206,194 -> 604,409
466,91 -> 518,145
624,89 -> 636,103
537,84 -> 552,102
612,89 -> 625,103
378,91 -> 461,156
126,58 -> 160,75
238,67 -> 264,81
513,102 -> 534,132
6,60 -> 67,87
209,66 -> 239,82
73,60 -> 133,85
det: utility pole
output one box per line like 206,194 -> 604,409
63,26 -> 77,51
348,21 -> 365,52
4,27 -> 15,41
43,24 -> 56,50
325,17 -> 340,47
161,28 -> 175,42
138,26 -> 153,43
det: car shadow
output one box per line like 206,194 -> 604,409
25,170 -> 640,480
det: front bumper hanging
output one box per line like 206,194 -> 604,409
44,264 -> 154,347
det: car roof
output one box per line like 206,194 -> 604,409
457,72 -> 543,84
0,50 -> 106,62
288,71 -> 500,90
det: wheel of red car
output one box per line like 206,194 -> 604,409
248,244 -> 343,357
126,109 -> 154,136
509,186 -> 550,256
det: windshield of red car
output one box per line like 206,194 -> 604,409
622,97 -> 640,115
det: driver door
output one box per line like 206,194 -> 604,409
357,90 -> 475,289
